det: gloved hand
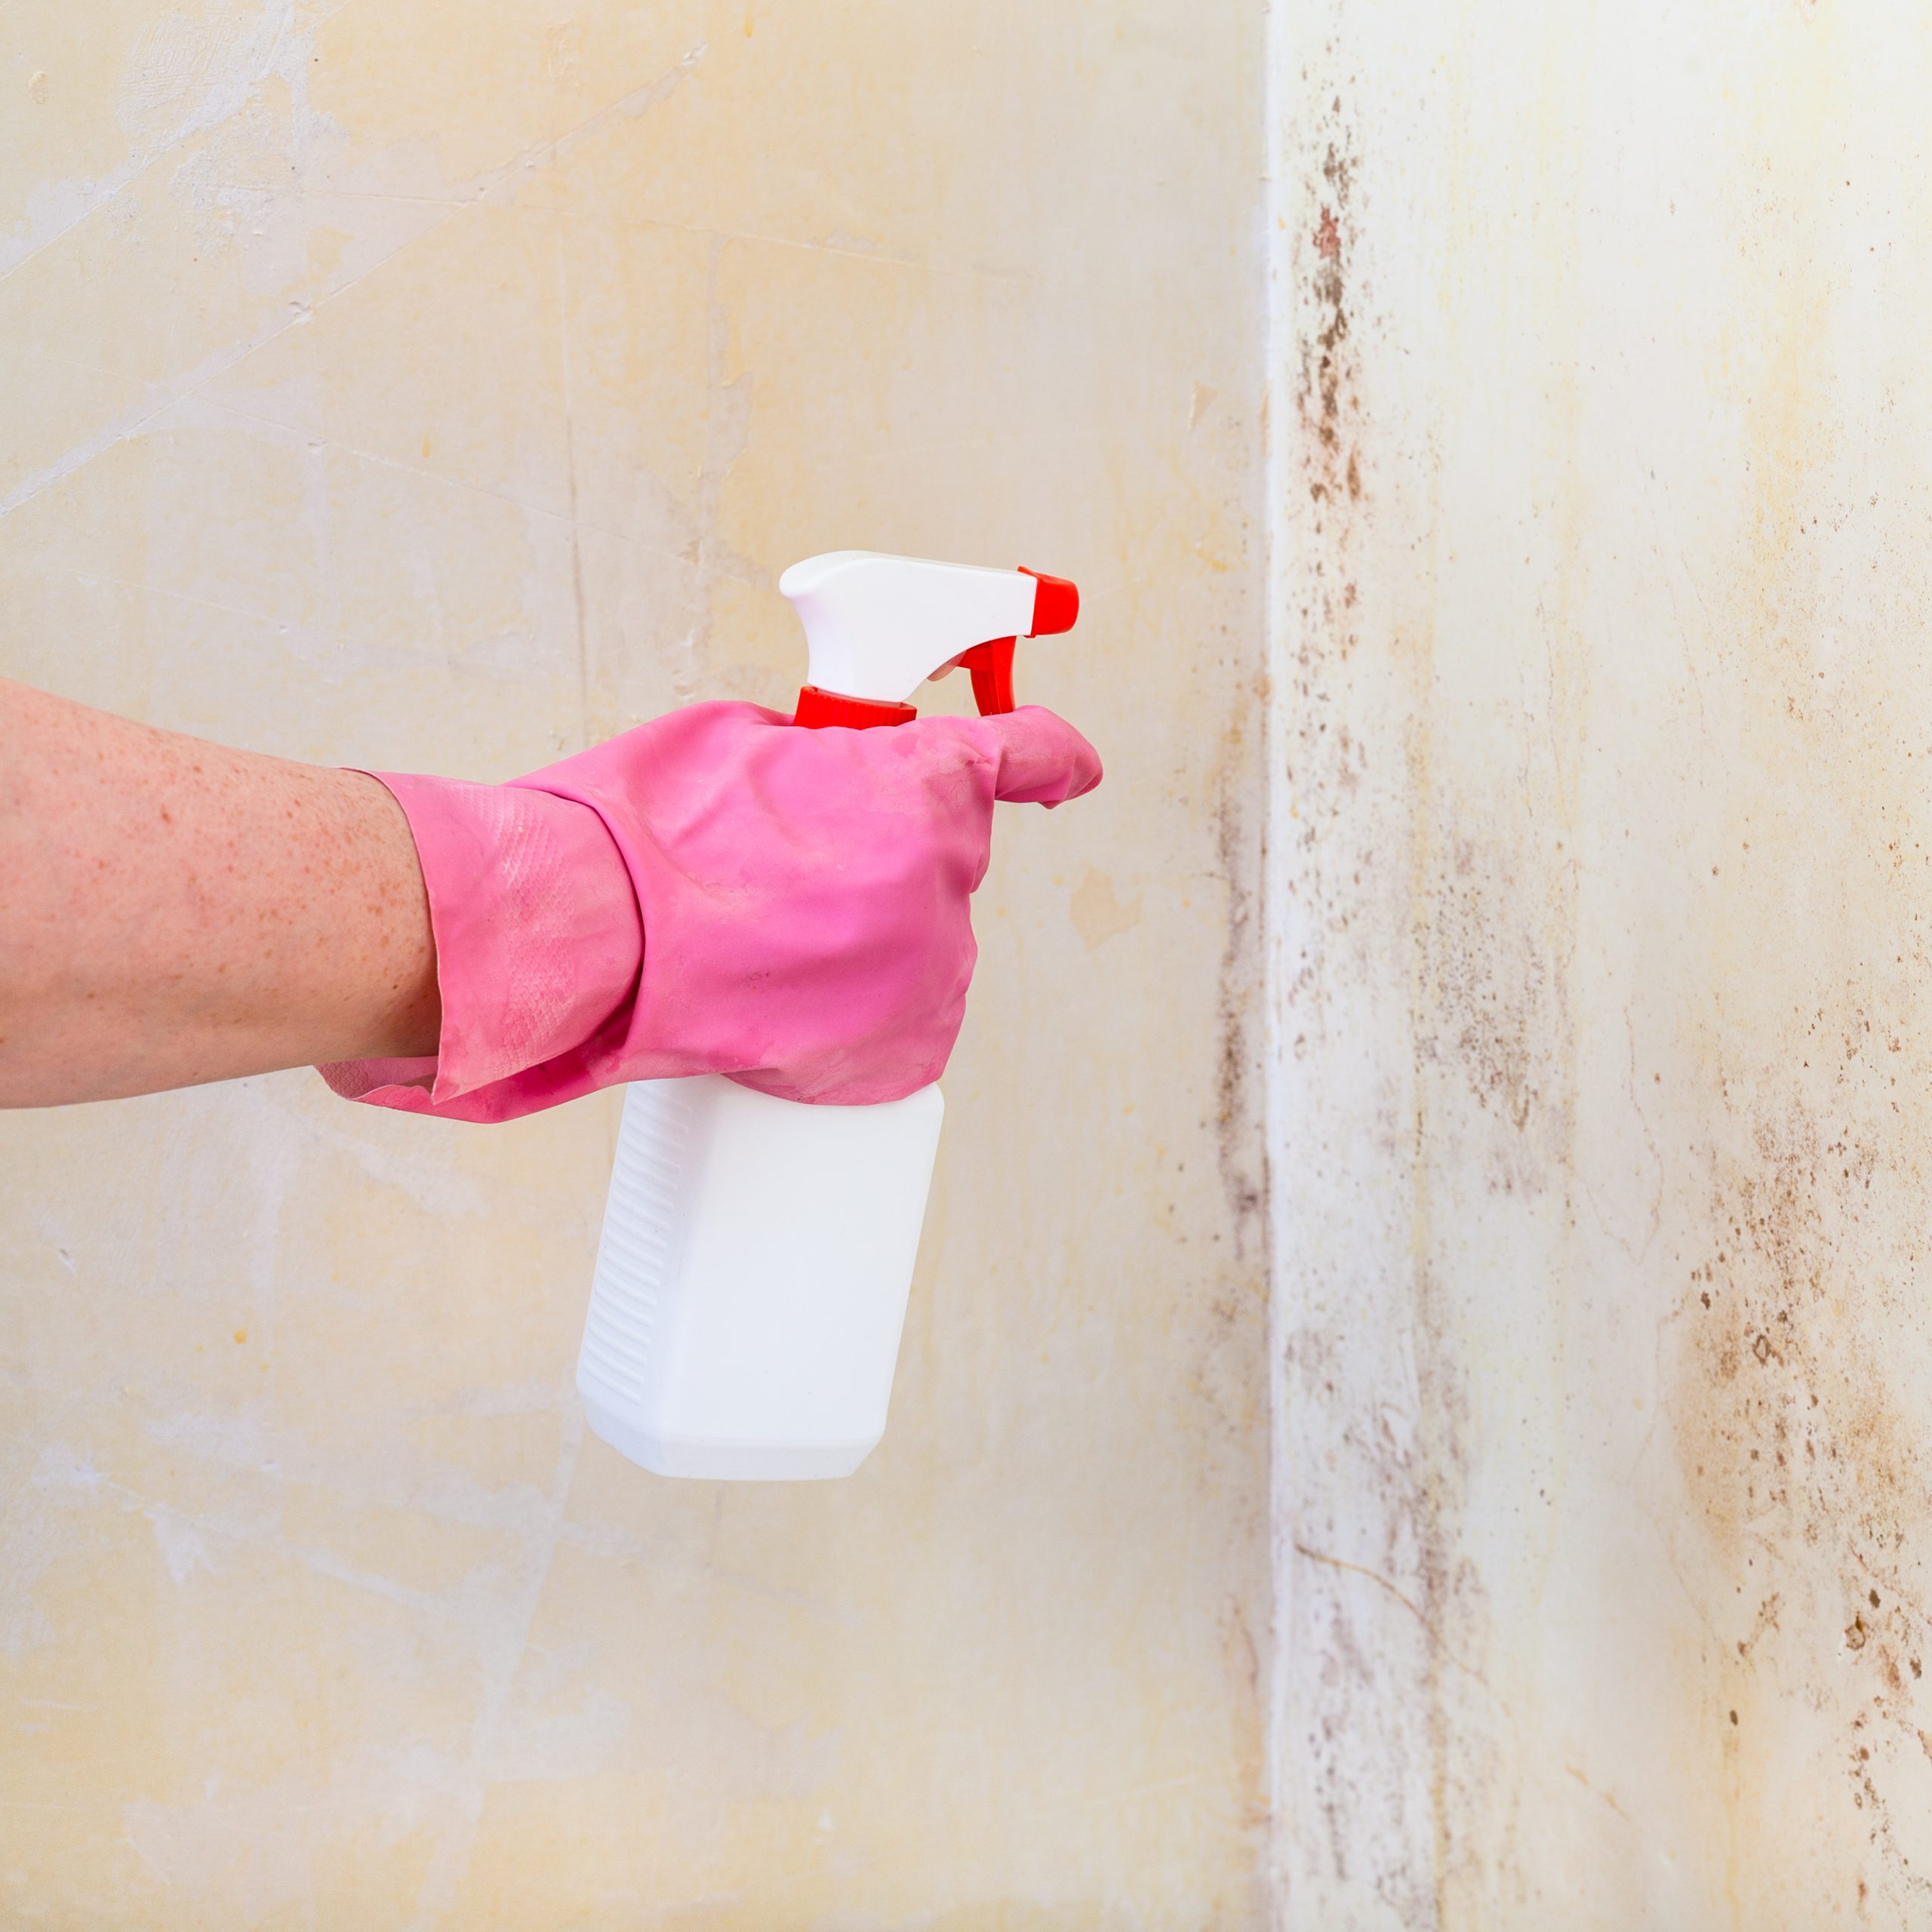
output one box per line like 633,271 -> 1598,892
319,700 -> 1102,1121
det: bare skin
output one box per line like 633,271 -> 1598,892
0,678 -> 439,1107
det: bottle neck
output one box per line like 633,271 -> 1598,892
792,686 -> 918,731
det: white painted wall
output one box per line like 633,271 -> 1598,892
1270,1 -> 1932,1923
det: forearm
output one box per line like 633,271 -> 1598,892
0,679 -> 438,1107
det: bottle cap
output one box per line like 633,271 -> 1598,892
781,552 -> 1081,728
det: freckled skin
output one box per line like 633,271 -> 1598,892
0,678 -> 439,1106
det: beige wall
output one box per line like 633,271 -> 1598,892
1271,0 -> 1932,1924
0,3 -> 1269,1923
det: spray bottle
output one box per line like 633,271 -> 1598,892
574,552 -> 1080,1480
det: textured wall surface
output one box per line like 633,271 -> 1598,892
1270,1 -> 1932,1924
0,4 -> 1268,1923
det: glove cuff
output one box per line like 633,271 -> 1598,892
318,771 -> 642,1108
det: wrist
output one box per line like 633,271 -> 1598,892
331,771 -> 441,1059
320,771 -> 642,1106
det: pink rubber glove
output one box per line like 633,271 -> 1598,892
319,700 -> 1101,1121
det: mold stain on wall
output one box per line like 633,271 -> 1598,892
1273,42 -> 1477,1926
1274,0 -> 1932,1923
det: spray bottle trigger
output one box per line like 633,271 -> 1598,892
958,636 -> 1017,716
954,569 -> 1077,715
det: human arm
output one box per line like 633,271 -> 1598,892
0,679 -> 1102,1118
0,678 -> 438,1106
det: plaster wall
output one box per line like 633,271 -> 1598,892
0,4 -> 1269,1923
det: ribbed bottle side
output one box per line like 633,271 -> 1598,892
578,1083 -> 694,1414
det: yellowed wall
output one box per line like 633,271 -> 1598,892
0,4 -> 1269,1923
1271,0 -> 1932,1923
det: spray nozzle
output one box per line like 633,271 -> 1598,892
780,551 -> 1078,730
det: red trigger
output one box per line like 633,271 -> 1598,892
949,567 -> 1078,716
958,636 -> 1017,716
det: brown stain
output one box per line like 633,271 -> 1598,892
1563,1761 -> 1632,1826
1303,138 -> 1357,501
1666,1082 -> 1932,1910
1283,72 -> 1498,1924
1280,75 -> 1407,1907
1647,8 -> 1932,1907
1220,1595 -> 1272,1884
1286,43 -> 1606,1913
1213,679 -> 1266,1257
1069,866 -> 1143,952
1282,88 -> 1366,863
1419,834 -> 1563,1180
1404,828 -> 1571,1917
1271,0 -> 1932,1920
1201,655 -> 1273,1909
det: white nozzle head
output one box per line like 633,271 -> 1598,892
778,551 -> 1041,705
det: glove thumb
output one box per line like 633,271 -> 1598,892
974,705 -> 1104,806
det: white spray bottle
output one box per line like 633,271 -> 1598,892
574,551 -> 1080,1480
